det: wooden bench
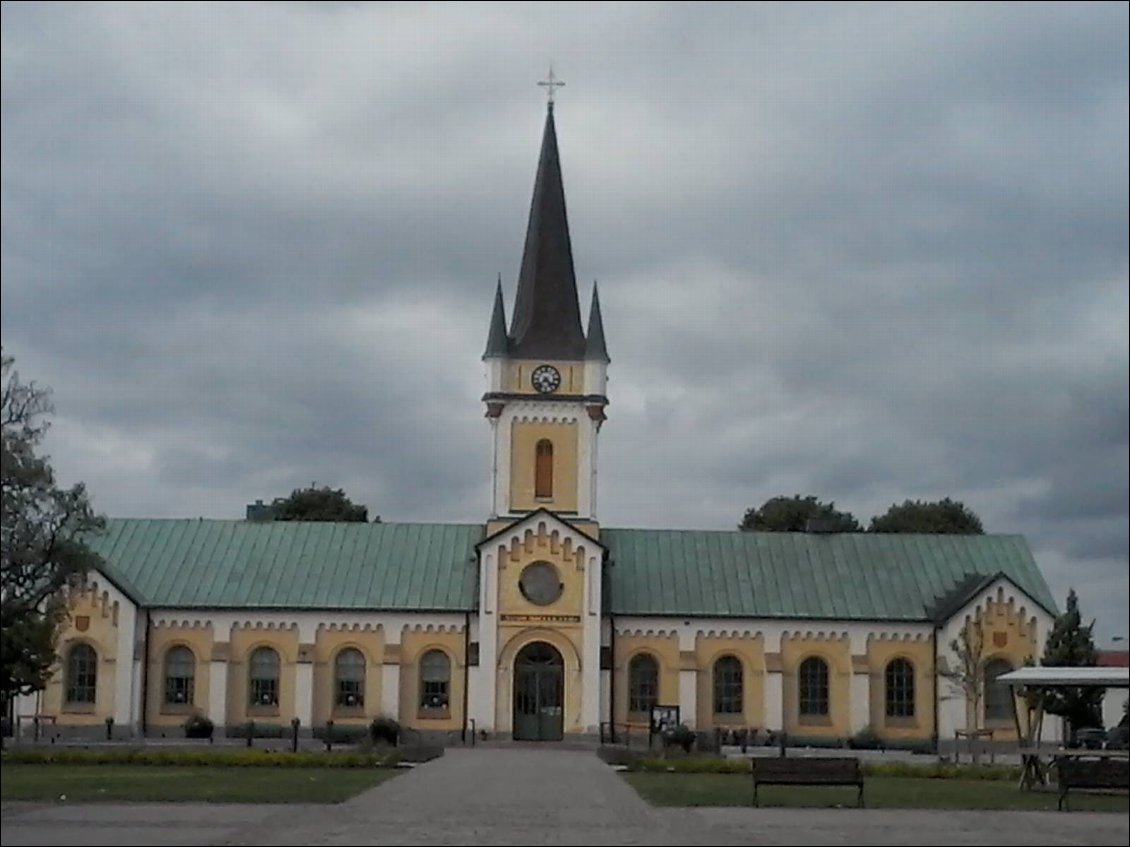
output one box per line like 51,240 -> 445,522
751,757 -> 864,807
1055,756 -> 1129,811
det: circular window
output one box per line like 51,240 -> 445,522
519,561 -> 563,606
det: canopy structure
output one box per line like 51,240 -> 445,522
997,665 -> 1129,789
996,666 -> 1130,689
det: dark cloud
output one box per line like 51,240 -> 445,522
3,3 -> 1126,641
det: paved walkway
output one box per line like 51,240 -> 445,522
3,748 -> 1128,846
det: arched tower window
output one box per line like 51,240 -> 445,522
983,658 -> 1014,723
535,439 -> 554,498
335,648 -> 366,709
885,658 -> 915,718
628,654 -> 659,716
249,647 -> 280,707
799,657 -> 830,716
713,655 -> 743,714
66,643 -> 98,705
164,646 -> 196,706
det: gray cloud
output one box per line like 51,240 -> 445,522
3,2 -> 1126,641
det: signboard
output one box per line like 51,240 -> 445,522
650,704 -> 680,735
500,614 -> 581,624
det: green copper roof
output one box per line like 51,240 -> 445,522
601,529 -> 1056,621
87,519 -> 481,610
85,519 -> 1055,622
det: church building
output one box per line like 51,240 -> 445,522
21,94 -> 1060,747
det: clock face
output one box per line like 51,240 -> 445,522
531,364 -> 561,394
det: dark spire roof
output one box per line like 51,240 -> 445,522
585,282 -> 610,363
508,103 -> 586,360
483,276 -> 509,359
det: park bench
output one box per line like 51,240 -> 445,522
1054,756 -> 1129,811
751,756 -> 864,807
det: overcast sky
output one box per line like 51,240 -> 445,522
2,2 -> 1126,643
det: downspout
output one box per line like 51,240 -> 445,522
462,610 -> 471,744
608,613 -> 616,743
140,611 -> 152,737
931,623 -> 939,755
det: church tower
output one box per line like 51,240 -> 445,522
482,98 -> 609,522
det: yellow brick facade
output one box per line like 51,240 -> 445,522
509,419 -> 579,513
781,633 -> 852,739
42,585 -> 121,727
312,625 -> 384,728
146,622 -> 214,730
695,633 -> 766,730
227,625 -> 300,727
504,360 -> 586,396
866,635 -> 935,741
613,631 -> 680,729
399,626 -> 466,733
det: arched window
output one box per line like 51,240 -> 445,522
628,654 -> 659,716
164,646 -> 196,706
535,439 -> 553,498
983,658 -> 1014,722
335,648 -> 366,709
885,658 -> 915,718
713,655 -> 743,714
420,650 -> 450,712
799,657 -> 829,717
249,647 -> 280,707
66,643 -> 98,705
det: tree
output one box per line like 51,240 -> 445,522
271,485 -> 374,522
1,352 -> 104,704
868,498 -> 984,534
940,621 -> 986,731
739,495 -> 861,533
1040,589 -> 1102,734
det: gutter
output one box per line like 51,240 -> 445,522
140,611 -> 152,737
462,610 -> 471,743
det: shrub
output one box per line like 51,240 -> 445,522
663,724 -> 697,754
0,748 -> 398,768
596,746 -> 646,768
370,716 -> 401,747
849,725 -> 883,750
184,714 -> 214,740
313,724 -> 370,745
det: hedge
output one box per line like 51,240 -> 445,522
1,748 -> 399,768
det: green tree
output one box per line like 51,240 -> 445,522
868,498 -> 984,534
1,352 -> 104,704
940,622 -> 986,731
739,495 -> 861,533
271,485 -> 375,522
1040,589 -> 1102,733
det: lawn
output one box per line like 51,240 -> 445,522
624,773 -> 1130,812
0,764 -> 399,803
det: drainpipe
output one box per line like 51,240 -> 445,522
140,611 -> 152,737
462,611 -> 471,744
608,613 -> 616,743
931,623 -> 939,755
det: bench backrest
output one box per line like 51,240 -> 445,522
1057,757 -> 1129,790
753,757 -> 861,784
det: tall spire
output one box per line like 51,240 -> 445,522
508,100 -> 587,360
585,282 -> 610,363
483,275 -> 509,359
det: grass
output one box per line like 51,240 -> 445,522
0,764 -> 399,803
624,773 -> 1130,812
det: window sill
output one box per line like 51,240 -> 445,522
160,703 -> 196,716
333,706 -> 366,718
417,708 -> 451,720
63,702 -> 96,714
798,714 -> 833,726
248,705 -> 280,718
884,715 -> 918,728
713,713 -> 745,724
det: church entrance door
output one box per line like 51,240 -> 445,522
513,641 -> 564,741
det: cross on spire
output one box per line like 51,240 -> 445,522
538,67 -> 564,106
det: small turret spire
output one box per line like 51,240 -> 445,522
483,275 -> 509,359
585,282 -> 610,363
